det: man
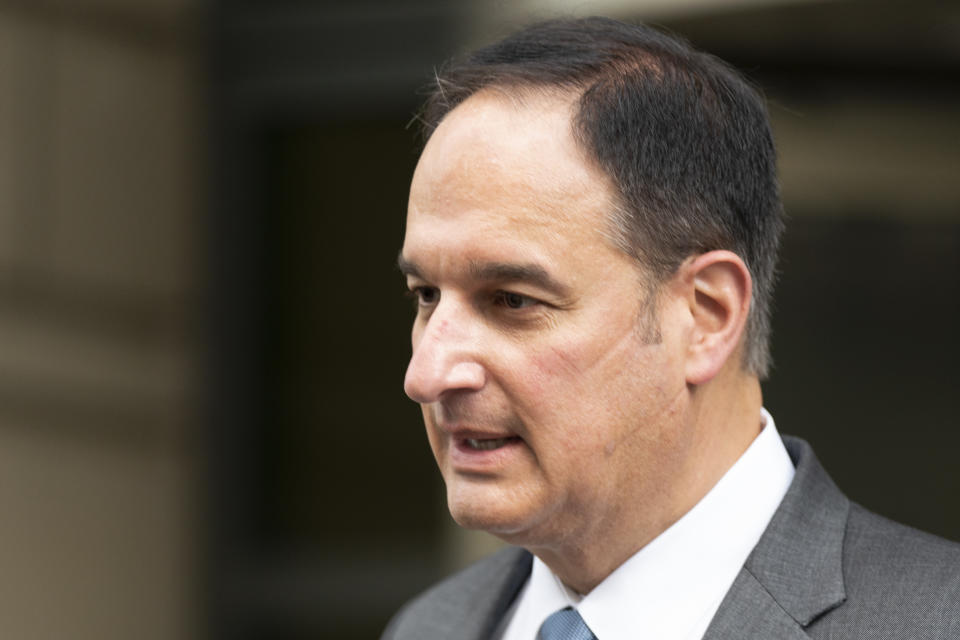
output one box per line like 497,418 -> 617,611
385,17 -> 960,640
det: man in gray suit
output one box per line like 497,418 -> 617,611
387,17 -> 960,639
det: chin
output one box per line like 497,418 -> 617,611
445,483 -> 535,538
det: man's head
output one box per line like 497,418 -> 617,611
399,17 -> 782,591
417,16 -> 784,378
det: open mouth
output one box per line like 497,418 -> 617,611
464,436 -> 521,451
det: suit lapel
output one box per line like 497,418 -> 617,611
703,437 -> 849,639
702,569 -> 811,640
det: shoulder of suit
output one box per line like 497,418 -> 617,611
843,502 -> 960,587
740,436 -> 960,637
381,547 -> 532,640
811,502 -> 960,637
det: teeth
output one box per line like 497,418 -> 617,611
466,437 -> 511,451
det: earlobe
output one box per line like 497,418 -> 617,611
682,251 -> 752,385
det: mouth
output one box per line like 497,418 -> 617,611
463,436 -> 522,451
446,431 -> 525,472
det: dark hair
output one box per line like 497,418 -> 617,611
417,17 -> 785,378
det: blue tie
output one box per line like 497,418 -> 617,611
537,607 -> 597,640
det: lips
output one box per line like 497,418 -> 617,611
440,421 -> 520,447
443,427 -> 525,472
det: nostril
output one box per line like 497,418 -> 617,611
446,362 -> 486,390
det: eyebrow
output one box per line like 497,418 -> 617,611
468,261 -> 572,297
397,253 -> 571,298
396,253 -> 424,280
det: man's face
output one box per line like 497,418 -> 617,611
400,91 -> 690,550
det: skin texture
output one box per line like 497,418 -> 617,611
401,90 -> 763,594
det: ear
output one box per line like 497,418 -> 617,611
680,250 -> 752,385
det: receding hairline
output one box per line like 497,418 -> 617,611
421,50 -> 668,144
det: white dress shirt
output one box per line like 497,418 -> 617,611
497,409 -> 795,640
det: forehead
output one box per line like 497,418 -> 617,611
405,90 -> 621,272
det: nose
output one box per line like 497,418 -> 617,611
403,302 -> 486,404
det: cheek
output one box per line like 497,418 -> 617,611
525,332 -> 675,439
523,344 -> 613,438
521,345 -> 585,399
531,327 -> 646,394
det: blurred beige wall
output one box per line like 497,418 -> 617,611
0,2 -> 201,638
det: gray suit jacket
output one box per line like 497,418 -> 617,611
382,437 -> 960,639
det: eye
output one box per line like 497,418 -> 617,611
495,290 -> 538,309
410,286 -> 439,307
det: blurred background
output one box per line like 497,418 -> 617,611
0,0 -> 957,638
